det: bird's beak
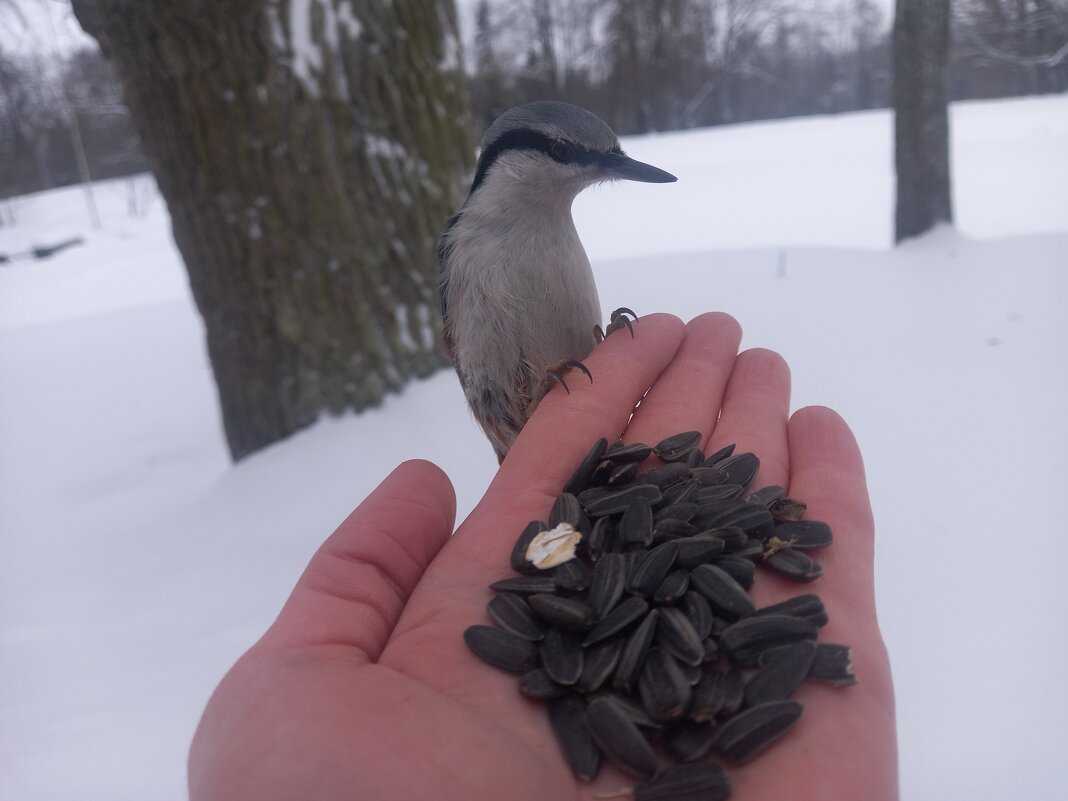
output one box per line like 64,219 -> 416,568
603,152 -> 677,183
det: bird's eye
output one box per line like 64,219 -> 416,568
551,141 -> 574,162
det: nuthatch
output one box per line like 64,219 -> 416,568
438,101 -> 677,462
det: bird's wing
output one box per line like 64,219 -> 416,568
435,211 -> 463,365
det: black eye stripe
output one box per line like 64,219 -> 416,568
468,129 -> 616,197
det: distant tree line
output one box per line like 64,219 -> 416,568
0,46 -> 145,198
469,0 -> 1067,134
1,0 -> 1065,199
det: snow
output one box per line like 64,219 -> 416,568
1,93 -> 1067,800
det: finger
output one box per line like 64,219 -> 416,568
493,312 -> 687,500
623,312 -> 742,451
785,405 -> 877,619
729,405 -> 897,801
259,460 -> 456,660
706,347 -> 792,490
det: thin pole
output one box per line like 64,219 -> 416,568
41,0 -> 100,229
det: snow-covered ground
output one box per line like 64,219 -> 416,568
1,94 -> 1066,800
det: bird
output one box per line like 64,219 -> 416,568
437,101 -> 677,463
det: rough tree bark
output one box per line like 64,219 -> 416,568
893,0 -> 953,242
73,0 -> 473,459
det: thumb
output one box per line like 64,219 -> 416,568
260,459 -> 456,661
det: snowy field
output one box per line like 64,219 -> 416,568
1,93 -> 1066,800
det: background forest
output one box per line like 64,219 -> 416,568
2,0 -> 1066,197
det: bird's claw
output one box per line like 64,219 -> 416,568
595,307 -> 638,342
547,358 -> 594,394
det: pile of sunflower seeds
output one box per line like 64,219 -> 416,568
463,432 -> 856,800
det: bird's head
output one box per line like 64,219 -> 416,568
466,101 -> 677,210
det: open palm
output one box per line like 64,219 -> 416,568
189,312 -> 898,801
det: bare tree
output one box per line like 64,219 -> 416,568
73,0 -> 474,459
893,0 -> 953,242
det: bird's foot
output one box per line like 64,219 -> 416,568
594,307 -> 638,342
546,358 -> 593,394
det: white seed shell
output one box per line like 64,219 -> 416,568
526,523 -> 583,569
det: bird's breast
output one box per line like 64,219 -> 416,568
445,214 -> 601,387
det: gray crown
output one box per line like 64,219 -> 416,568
480,101 -> 620,153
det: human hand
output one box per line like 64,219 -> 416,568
188,312 -> 898,801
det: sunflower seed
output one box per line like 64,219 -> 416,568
586,516 -> 616,561
654,431 -> 703,462
624,548 -> 647,580
589,459 -> 615,487
770,520 -> 833,549
765,548 -> 823,582
541,627 -> 585,685
584,595 -> 649,647
635,462 -> 691,490
605,441 -> 654,463
653,569 -> 690,605
689,667 -> 727,722
659,480 -> 699,507
704,526 -> 748,552
712,555 -> 756,589
673,536 -> 726,569
719,614 -> 819,667
486,593 -> 545,641
657,606 -> 705,666
586,695 -> 660,778
695,484 -> 746,505
549,492 -> 584,529
747,485 -> 786,506
529,593 -> 596,631
593,691 -> 659,729
702,501 -> 774,539
627,541 -> 679,596
770,497 -> 807,522
576,636 -> 625,693
807,642 -> 857,687
519,668 -> 569,700
463,625 -> 539,672
702,637 -> 721,664
639,649 -> 692,722
721,668 -> 746,716
690,563 -> 756,620
620,497 -> 655,546
489,576 -> 557,595
548,696 -> 601,781
744,639 -> 817,707
676,658 -> 703,686
713,452 -> 761,491
752,594 -> 828,627
685,447 -> 705,468
688,467 -> 727,489
510,521 -> 547,575
732,538 -> 765,560
663,720 -> 717,763
702,443 -> 736,466
553,559 -> 590,593
655,503 -> 700,526
680,591 -> 713,639
585,484 -> 662,516
589,552 -> 627,619
608,462 -> 640,486
578,485 -> 614,508
634,762 -> 730,801
714,700 -> 803,763
564,437 -> 609,495
613,609 -> 659,692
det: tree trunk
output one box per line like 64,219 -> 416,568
893,0 -> 953,242
73,0 -> 473,459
